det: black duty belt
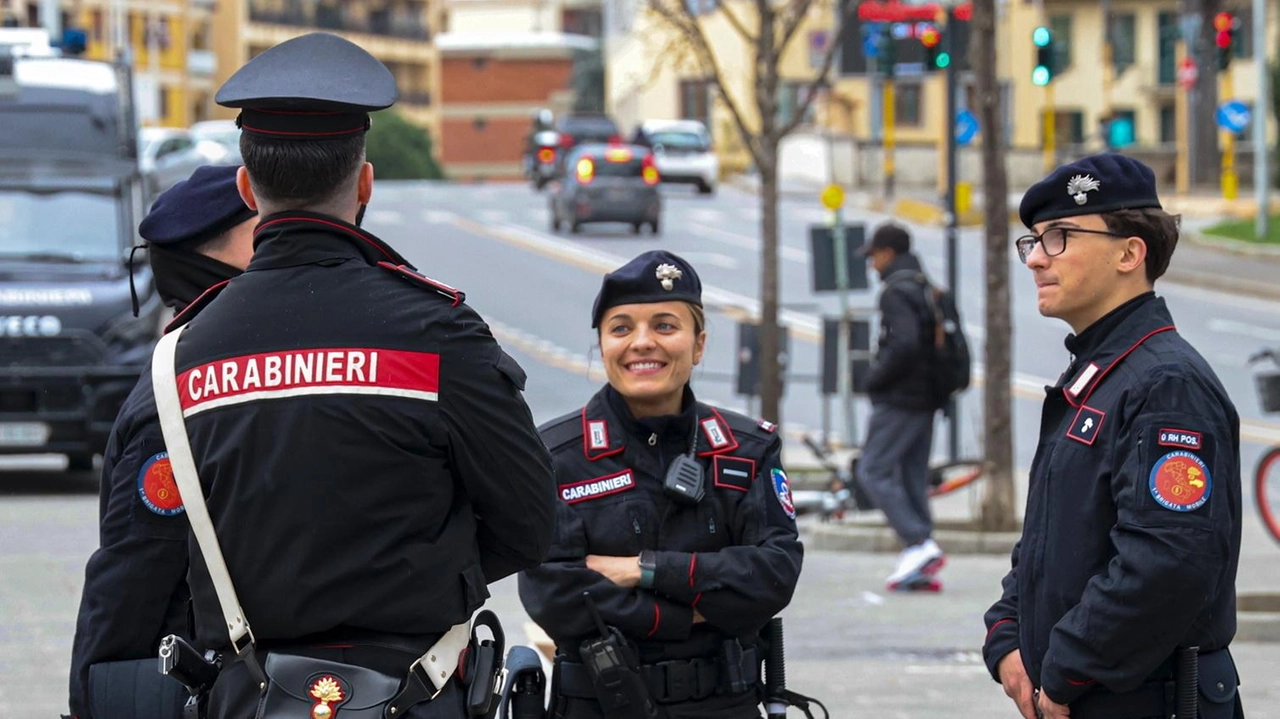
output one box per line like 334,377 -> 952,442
1071,680 -> 1172,719
557,649 -> 758,704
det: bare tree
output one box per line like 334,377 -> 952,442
971,0 -> 1017,530
646,0 -> 856,423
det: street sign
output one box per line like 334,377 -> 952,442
1177,57 -> 1198,89
955,109 -> 979,146
1215,100 -> 1251,133
820,184 -> 845,210
735,323 -> 791,397
809,225 -> 868,292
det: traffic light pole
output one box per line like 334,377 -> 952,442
944,4 -> 959,462
1220,68 -> 1238,200
883,77 -> 896,201
1042,83 -> 1055,173
1255,0 -> 1269,241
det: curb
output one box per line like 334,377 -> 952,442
1183,229 -> 1280,258
803,521 -> 1020,556
1236,593 -> 1280,643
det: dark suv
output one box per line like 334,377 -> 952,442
555,114 -> 621,151
549,144 -> 661,235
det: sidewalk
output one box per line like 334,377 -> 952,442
728,173 -> 1280,300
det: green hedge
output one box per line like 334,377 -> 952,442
366,110 -> 444,180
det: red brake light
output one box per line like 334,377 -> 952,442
576,157 -> 595,184
641,155 -> 660,186
560,134 -> 574,148
603,147 -> 633,163
538,148 -> 555,163
608,134 -> 623,144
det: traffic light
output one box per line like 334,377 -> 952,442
920,25 -> 947,71
1214,12 -> 1236,71
1032,26 -> 1053,86
876,26 -> 896,76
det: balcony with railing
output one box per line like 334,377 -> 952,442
248,0 -> 431,41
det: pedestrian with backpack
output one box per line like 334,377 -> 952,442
858,223 -> 965,591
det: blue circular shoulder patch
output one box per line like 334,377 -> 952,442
771,468 -> 796,519
137,451 -> 185,516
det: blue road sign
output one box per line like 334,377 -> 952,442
1215,100 -> 1251,133
862,22 -> 883,59
955,109 -> 979,145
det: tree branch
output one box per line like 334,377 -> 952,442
777,0 -> 818,54
648,0 -> 766,166
774,0 -> 858,139
712,0 -> 757,46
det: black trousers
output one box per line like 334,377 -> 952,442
206,644 -> 467,719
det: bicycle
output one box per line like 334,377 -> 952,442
1248,348 -> 1280,544
796,435 -> 986,520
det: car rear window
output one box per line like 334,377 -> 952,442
581,147 -> 645,177
560,116 -> 619,139
647,131 -> 709,151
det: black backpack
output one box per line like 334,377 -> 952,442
922,284 -> 972,406
888,273 -> 972,408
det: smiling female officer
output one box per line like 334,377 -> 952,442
519,250 -> 803,719
982,154 -> 1243,719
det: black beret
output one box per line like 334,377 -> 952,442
592,250 -> 702,328
139,165 -> 254,247
215,32 -> 397,141
1020,153 -> 1162,229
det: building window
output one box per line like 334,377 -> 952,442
1159,103 -> 1176,144
158,86 -> 170,121
1049,14 -> 1072,72
562,8 -> 602,38
91,10 -> 103,41
1157,12 -> 1177,85
894,82 -> 922,127
1044,110 -> 1083,147
1111,13 -> 1135,77
680,79 -> 712,128
777,82 -> 815,127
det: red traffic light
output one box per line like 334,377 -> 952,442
1213,12 -> 1234,32
920,26 -> 941,48
1216,29 -> 1232,49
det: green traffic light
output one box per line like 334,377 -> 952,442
1031,65 -> 1051,86
1033,26 -> 1051,47
936,52 -> 951,69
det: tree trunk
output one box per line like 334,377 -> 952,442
972,0 -> 1017,531
758,146 -> 782,423
1189,0 -> 1223,186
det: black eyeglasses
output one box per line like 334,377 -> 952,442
1014,226 -> 1127,264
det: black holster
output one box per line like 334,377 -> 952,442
577,628 -> 665,719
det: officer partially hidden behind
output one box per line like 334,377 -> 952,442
161,33 -> 556,718
983,154 -> 1243,719
67,165 -> 256,719
519,250 -> 804,719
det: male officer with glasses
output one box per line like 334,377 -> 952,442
982,154 -> 1243,719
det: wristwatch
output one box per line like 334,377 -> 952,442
638,550 -> 657,589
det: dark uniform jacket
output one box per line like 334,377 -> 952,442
67,281 -> 231,719
866,253 -> 938,411
983,293 -> 1241,714
519,386 -> 803,666
169,212 -> 556,650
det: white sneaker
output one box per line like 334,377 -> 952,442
886,539 -> 946,589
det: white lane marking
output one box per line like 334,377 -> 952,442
678,251 -> 739,269
422,210 -> 459,224
449,215 -> 1280,446
688,222 -> 810,264
1207,318 -> 1280,343
367,210 -> 403,226
480,209 -> 509,223
683,207 -> 726,223
1165,282 -> 1280,316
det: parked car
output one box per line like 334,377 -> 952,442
138,127 -> 217,198
190,119 -> 243,165
549,144 -> 661,235
635,119 -> 718,194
